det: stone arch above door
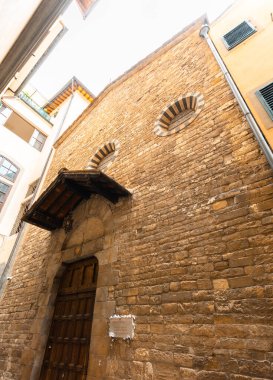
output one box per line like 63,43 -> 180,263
60,195 -> 115,255
62,216 -> 104,250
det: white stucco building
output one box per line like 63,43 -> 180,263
0,77 -> 94,275
0,0 -> 98,281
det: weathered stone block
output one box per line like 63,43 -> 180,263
213,279 -> 229,290
228,276 -> 254,288
180,367 -> 198,379
229,257 -> 253,268
212,200 -> 228,210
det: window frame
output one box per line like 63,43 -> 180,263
0,180 -> 11,211
97,150 -> 115,171
0,102 -> 6,114
11,199 -> 31,234
256,81 -> 273,121
0,155 -> 19,182
154,92 -> 205,137
222,20 -> 256,50
88,141 -> 120,171
29,129 -> 47,151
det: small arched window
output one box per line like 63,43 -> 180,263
154,92 -> 204,136
87,140 -> 120,171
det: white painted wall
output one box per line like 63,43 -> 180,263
0,0 -> 42,64
53,91 -> 90,136
0,89 -> 91,278
2,97 -> 53,136
0,234 -> 17,277
0,90 -> 90,237
0,121 -> 45,235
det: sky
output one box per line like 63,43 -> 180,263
31,0 -> 235,100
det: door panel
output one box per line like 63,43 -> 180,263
40,258 -> 98,380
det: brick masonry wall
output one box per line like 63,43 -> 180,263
1,17 -> 273,379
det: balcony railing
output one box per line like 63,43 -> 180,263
18,92 -> 51,123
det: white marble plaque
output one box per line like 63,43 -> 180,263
109,315 -> 135,339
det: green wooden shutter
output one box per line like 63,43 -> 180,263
256,82 -> 273,120
223,21 -> 256,50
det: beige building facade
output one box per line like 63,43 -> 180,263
1,14 -> 273,380
210,0 -> 273,148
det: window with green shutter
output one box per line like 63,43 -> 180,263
223,21 -> 256,50
256,82 -> 273,120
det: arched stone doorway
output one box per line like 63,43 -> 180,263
39,256 -> 98,379
28,195 -> 119,380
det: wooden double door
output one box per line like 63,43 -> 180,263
39,258 -> 98,380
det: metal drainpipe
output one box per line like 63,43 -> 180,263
199,24 -> 273,170
0,86 -> 75,292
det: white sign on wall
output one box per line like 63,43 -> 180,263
109,315 -> 135,340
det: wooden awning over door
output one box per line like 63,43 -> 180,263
22,170 -> 130,231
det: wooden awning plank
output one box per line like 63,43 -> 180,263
22,170 -> 130,230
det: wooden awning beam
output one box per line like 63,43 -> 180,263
23,170 -> 130,230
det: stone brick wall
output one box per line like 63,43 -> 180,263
1,16 -> 273,380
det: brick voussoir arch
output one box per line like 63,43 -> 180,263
154,92 -> 205,137
86,139 -> 120,170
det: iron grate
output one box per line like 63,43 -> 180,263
223,21 -> 256,50
256,82 -> 273,120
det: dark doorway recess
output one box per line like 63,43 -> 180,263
39,257 -> 98,380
